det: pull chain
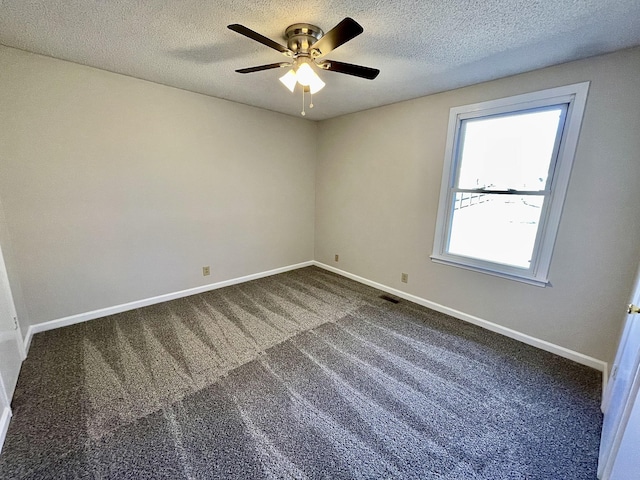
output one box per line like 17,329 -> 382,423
300,87 -> 315,116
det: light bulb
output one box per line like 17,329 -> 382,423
279,69 -> 297,92
295,62 -> 316,87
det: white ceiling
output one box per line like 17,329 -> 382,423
1,0 -> 639,121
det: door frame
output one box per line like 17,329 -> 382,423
599,361 -> 640,479
0,241 -> 25,361
598,260 -> 640,479
0,368 -> 13,455
0,238 -> 26,412
602,261 -> 640,412
0,232 -> 24,455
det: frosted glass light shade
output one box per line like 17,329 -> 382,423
297,62 -> 325,93
279,70 -> 297,92
295,63 -> 315,86
308,75 -> 325,94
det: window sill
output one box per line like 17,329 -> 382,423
430,255 -> 549,287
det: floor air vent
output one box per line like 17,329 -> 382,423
379,294 -> 400,304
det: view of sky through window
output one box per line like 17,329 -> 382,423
448,107 -> 565,268
456,108 -> 564,191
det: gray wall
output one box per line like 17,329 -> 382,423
0,46 -> 317,332
315,47 -> 640,365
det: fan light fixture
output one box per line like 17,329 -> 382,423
279,60 -> 326,94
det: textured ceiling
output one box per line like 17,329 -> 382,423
1,0 -> 639,120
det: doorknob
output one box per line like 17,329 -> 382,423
628,304 -> 640,314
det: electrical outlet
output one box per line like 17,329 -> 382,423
335,254 -> 339,262
401,273 -> 408,283
203,266 -> 210,276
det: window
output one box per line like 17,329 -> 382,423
431,82 -> 590,286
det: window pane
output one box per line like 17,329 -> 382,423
448,193 -> 544,268
456,108 -> 565,191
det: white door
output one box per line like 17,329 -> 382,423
0,241 -> 23,405
598,261 -> 640,479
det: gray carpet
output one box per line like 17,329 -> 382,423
0,266 -> 602,479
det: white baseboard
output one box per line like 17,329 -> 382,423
24,261 -> 314,354
313,262 -> 608,386
0,407 -> 11,455
22,259 -> 608,394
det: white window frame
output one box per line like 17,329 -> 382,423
431,82 -> 590,286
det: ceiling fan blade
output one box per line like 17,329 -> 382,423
319,60 -> 380,80
310,17 -> 363,58
235,62 -> 291,74
228,24 -> 293,56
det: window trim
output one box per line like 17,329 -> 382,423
431,82 -> 590,287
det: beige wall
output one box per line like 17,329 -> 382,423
315,47 -> 640,364
0,46 -> 316,331
2,44 -> 639,365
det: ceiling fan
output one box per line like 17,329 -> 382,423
227,18 -> 380,115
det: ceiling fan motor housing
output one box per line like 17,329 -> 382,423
284,24 -> 324,56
